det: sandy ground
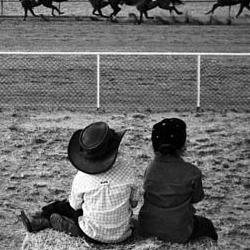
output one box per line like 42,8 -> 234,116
0,15 -> 250,52
0,2 -> 249,250
0,109 -> 249,249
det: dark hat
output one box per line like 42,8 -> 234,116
152,118 -> 186,152
68,122 -> 126,174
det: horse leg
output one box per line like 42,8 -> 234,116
109,0 -> 121,19
110,7 -> 121,20
157,0 -> 182,15
93,8 -> 109,18
51,5 -> 64,15
138,11 -> 144,24
171,6 -> 182,15
236,3 -> 244,18
97,1 -> 110,17
23,7 -> 28,21
144,10 -> 154,19
205,3 -> 220,15
228,5 -> 231,18
28,7 -> 38,17
92,8 -> 101,16
43,3 -> 63,16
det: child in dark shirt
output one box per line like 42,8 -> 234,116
138,118 -> 218,244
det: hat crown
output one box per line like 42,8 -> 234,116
80,122 -> 109,151
152,118 -> 186,151
68,122 -> 126,174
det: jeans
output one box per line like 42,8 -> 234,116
42,200 -> 104,244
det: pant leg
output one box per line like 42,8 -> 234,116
41,199 -> 82,223
189,215 -> 218,241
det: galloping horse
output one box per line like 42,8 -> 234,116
20,0 -> 67,20
89,0 -> 110,17
111,0 -> 183,21
205,0 -> 250,18
89,0 -> 183,23
136,0 -> 183,23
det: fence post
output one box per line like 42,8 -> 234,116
1,0 -> 3,16
96,54 -> 100,110
196,54 -> 201,112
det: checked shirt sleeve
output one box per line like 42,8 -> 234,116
69,173 -> 85,211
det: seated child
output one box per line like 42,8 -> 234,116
138,118 -> 218,244
20,121 -> 139,244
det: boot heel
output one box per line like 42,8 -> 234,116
19,210 -> 32,232
50,213 -> 83,237
19,210 -> 51,232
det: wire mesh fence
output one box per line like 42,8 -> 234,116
0,54 -> 97,110
201,55 -> 250,111
0,53 -> 249,112
100,55 -> 197,111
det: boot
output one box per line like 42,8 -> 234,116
19,210 -> 51,232
50,213 -> 83,237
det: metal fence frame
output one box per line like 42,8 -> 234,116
0,52 -> 249,112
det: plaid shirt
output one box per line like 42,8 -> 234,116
69,153 -> 140,243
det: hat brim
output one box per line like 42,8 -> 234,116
68,129 -> 126,174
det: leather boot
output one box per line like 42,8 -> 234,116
50,213 -> 83,237
20,210 -> 51,232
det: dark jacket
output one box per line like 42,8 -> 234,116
138,154 -> 204,243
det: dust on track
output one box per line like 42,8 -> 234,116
0,15 -> 250,52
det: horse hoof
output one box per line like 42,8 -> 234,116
128,13 -> 138,24
110,16 -> 118,23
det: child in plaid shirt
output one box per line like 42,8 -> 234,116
20,122 -> 139,244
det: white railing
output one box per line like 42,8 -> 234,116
0,52 -> 249,111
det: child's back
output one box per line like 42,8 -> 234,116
138,118 -> 217,244
69,152 -> 139,243
140,154 -> 204,243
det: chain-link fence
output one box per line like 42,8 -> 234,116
201,55 -> 250,111
0,53 -> 249,112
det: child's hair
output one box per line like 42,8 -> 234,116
157,144 -> 178,155
152,118 -> 186,155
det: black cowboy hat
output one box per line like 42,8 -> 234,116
68,122 -> 126,174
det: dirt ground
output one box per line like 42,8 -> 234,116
0,15 -> 250,52
0,3 -> 249,249
0,109 -> 249,249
